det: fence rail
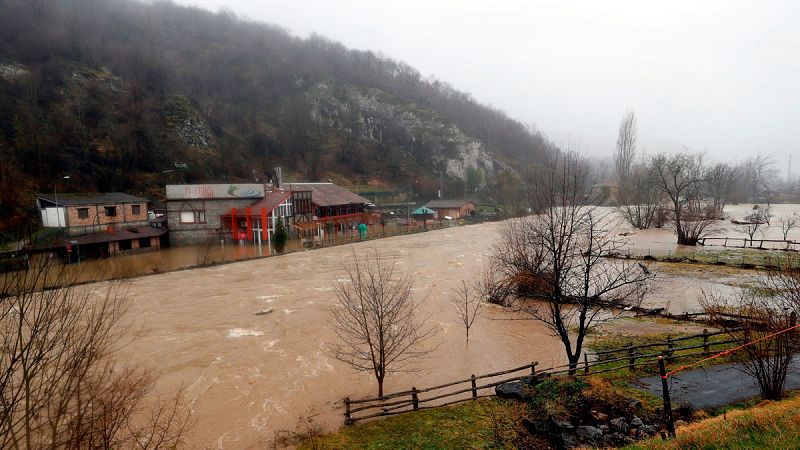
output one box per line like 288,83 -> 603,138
699,236 -> 798,250
343,328 -> 737,424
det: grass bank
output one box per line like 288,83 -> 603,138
625,393 -> 800,449
298,398 -> 529,449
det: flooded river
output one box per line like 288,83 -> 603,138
84,205 -> 795,448
119,222 -> 566,449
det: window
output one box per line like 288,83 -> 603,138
77,208 -> 89,219
139,237 -> 151,248
104,206 -> 117,217
119,239 -> 132,251
179,210 -> 206,223
131,204 -> 141,215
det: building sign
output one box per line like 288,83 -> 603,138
166,184 -> 265,200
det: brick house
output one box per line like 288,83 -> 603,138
33,193 -> 165,259
36,192 -> 150,235
424,199 -> 476,219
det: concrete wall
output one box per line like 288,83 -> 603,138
166,198 -> 254,246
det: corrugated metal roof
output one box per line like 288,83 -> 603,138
283,183 -> 369,207
425,199 -> 475,209
38,192 -> 148,206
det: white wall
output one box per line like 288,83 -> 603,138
41,207 -> 66,228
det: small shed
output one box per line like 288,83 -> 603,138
424,200 -> 476,219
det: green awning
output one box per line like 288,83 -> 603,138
412,206 -> 436,215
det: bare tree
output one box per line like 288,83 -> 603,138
475,264 -> 514,307
778,214 -> 798,241
742,153 -> 777,203
614,111 -> 637,182
735,221 -> 762,246
650,152 -> 718,245
701,260 -> 800,400
759,205 -> 772,226
0,254 -> 192,449
491,153 -> 655,373
330,249 -> 437,397
705,162 -> 737,215
452,280 -> 483,342
617,161 -> 660,229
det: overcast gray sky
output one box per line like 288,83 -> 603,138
176,0 -> 799,168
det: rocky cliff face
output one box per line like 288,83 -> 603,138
161,95 -> 217,153
308,81 -> 508,185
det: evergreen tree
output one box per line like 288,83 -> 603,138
271,217 -> 288,252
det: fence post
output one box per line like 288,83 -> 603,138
658,356 -> 676,438
471,375 -> 477,400
344,397 -> 352,424
531,361 -> 538,379
411,387 -> 419,410
666,335 -> 674,362
628,346 -> 636,371
702,328 -> 709,355
584,353 -> 589,375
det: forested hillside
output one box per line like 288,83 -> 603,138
0,0 -> 552,233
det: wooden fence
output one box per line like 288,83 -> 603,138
699,236 -> 798,250
343,329 -> 737,424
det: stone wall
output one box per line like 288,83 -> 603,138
166,198 -> 254,246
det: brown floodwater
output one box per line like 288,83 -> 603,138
117,222 -> 567,449
54,204 -> 797,448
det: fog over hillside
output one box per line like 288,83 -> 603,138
180,0 -> 800,162
0,0 -> 553,231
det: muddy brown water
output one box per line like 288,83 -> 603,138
33,205 -> 798,448
118,222 -> 567,449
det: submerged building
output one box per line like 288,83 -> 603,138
32,192 -> 166,259
165,182 -> 371,246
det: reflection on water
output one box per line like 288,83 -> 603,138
19,223 -> 460,287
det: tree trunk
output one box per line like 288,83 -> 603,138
567,354 -> 580,376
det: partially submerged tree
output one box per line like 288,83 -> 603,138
452,280 -> 483,342
617,161 -> 660,229
701,259 -> 800,400
705,162 -> 737,216
330,249 -> 437,396
734,220 -> 762,246
491,152 -> 655,373
271,217 -> 289,252
650,152 -> 717,245
778,214 -> 798,241
0,253 -> 192,449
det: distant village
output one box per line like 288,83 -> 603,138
19,172 -> 490,265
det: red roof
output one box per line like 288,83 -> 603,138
221,190 -> 292,216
